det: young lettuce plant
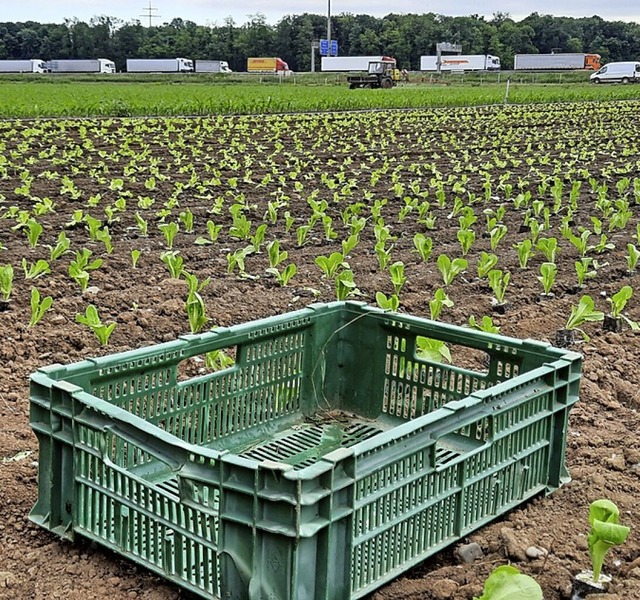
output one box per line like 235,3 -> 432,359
335,269 -> 359,301
575,258 -> 597,289
315,252 -> 346,279
76,305 -> 116,345
158,221 -> 179,249
477,252 -> 498,279
0,264 -> 13,302
474,565 -> 542,600
437,254 -> 467,287
626,243 -> 640,274
564,295 -> 604,341
375,292 -> 399,312
457,228 -> 475,256
416,337 -> 451,363
389,261 -> 406,296
24,219 -> 44,249
488,269 -> 510,308
267,240 -> 288,269
68,250 -> 102,291
468,315 -> 500,333
22,258 -> 51,280
266,263 -> 297,287
606,285 -> 639,330
538,262 -> 557,296
183,272 -> 211,334
429,288 -> 453,321
341,234 -> 359,257
412,233 -> 433,262
28,288 -> 53,328
535,237 -> 558,263
48,231 -> 71,261
587,499 -> 630,584
160,251 -> 184,279
131,249 -> 141,269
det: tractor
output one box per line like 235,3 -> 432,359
347,59 -> 400,89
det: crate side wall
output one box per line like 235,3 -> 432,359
348,364 -> 580,597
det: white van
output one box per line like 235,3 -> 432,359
590,61 -> 640,84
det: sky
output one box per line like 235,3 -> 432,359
1,0 -> 639,26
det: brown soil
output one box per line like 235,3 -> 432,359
1,102 -> 640,599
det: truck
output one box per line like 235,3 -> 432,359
420,55 -> 501,71
47,59 -> 116,74
0,59 -> 47,73
347,57 -> 399,89
321,56 -> 389,72
247,57 -> 290,74
126,58 -> 194,73
514,53 -> 601,71
194,60 -> 232,73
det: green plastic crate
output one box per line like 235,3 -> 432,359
29,301 -> 581,600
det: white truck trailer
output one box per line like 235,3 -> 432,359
514,53 -> 601,70
0,59 -> 47,73
126,58 -> 194,73
420,55 -> 501,71
194,60 -> 232,73
321,56 -> 391,71
47,59 -> 116,73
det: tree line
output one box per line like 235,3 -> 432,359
1,12 -> 639,72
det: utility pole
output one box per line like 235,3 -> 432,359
140,1 -> 161,27
327,0 -> 331,56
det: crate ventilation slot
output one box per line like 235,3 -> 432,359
240,421 -> 382,469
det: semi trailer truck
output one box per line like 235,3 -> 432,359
247,57 -> 290,73
514,53 -> 601,70
47,59 -> 116,73
126,58 -> 194,73
0,59 -> 47,73
194,60 -> 232,73
321,56 -> 390,71
420,55 -> 501,71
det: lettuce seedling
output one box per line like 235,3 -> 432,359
412,233 -> 433,262
76,305 -> 116,345
375,292 -> 399,312
468,315 -> 500,334
565,295 -> 604,341
0,264 -> 13,301
28,288 -> 53,328
474,565 -> 542,600
607,286 -> 639,329
588,499 -> 630,582
416,337 -> 451,363
437,254 -> 467,287
315,252 -> 346,279
389,261 -> 406,296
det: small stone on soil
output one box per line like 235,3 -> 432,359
455,542 -> 483,564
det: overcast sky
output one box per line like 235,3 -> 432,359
2,0 -> 639,26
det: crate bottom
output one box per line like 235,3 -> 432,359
234,412 -> 387,469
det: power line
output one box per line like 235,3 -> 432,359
140,1 -> 161,27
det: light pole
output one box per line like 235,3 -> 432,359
327,0 -> 331,56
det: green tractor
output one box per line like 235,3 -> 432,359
347,59 -> 400,89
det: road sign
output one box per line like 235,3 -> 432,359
320,39 -> 338,56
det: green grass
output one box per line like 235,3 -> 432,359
0,77 -> 639,118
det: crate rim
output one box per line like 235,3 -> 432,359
31,302 -> 582,481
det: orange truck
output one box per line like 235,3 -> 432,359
247,57 -> 290,73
